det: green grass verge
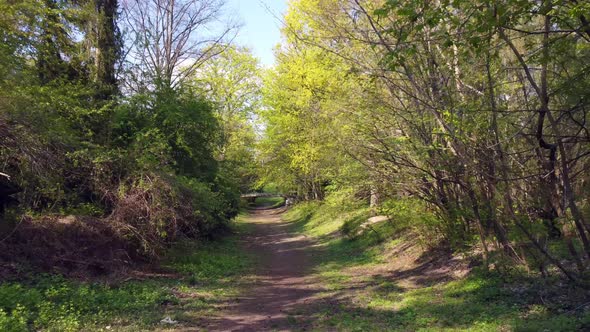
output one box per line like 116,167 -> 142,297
254,196 -> 285,208
284,199 -> 590,332
307,272 -> 590,331
0,219 -> 254,331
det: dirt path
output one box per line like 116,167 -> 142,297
205,207 -> 321,331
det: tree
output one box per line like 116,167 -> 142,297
0,0 -> 240,259
191,46 -> 262,192
121,0 -> 238,91
260,43 -> 363,199
263,0 -> 590,280
93,0 -> 121,98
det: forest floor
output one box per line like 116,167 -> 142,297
200,207 -> 322,331
197,204 -> 590,332
1,202 -> 588,331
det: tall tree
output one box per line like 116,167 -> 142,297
190,46 -> 262,192
121,0 -> 238,91
94,0 -> 121,98
262,0 -> 590,280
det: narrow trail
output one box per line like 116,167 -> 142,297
206,207 -> 321,331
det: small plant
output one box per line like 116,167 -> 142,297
0,231 -> 254,331
379,197 -> 441,247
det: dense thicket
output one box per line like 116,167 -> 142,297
261,0 -> 590,282
0,0 -> 258,268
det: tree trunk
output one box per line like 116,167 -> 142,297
94,0 -> 119,98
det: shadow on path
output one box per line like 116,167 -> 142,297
203,207 -> 323,331
194,207 -> 554,332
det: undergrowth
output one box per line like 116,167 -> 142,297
0,219 -> 254,331
283,192 -> 590,331
311,272 -> 590,331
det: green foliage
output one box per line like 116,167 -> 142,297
259,45 -> 364,198
378,198 -> 441,247
191,46 -> 262,192
176,175 -> 239,227
0,0 -> 245,273
287,197 -> 590,331
266,0 -> 590,281
0,232 -> 254,331
113,87 -> 220,180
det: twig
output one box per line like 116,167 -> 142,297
565,302 -> 590,314
0,215 -> 26,244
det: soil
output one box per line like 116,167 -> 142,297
203,207 -> 322,332
182,206 -> 469,331
0,215 -> 136,279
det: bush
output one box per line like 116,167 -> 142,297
0,306 -> 28,332
0,85 -> 242,275
378,197 -> 441,247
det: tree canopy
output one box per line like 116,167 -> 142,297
259,0 -> 590,282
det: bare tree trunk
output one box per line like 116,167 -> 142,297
546,111 -> 590,259
94,0 -> 120,98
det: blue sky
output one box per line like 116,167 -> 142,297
227,0 -> 289,67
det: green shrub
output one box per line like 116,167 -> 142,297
379,197 -> 441,247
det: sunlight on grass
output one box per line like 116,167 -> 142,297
285,200 -> 590,332
308,272 -> 590,331
0,224 -> 255,332
253,196 -> 285,208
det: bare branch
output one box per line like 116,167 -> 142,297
120,0 -> 238,90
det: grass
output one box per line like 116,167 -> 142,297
253,196 -> 285,209
284,200 -> 393,270
307,272 -> 590,331
3,197 -> 588,331
0,218 -> 255,331
283,199 -> 590,332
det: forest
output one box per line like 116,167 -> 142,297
0,0 -> 589,331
